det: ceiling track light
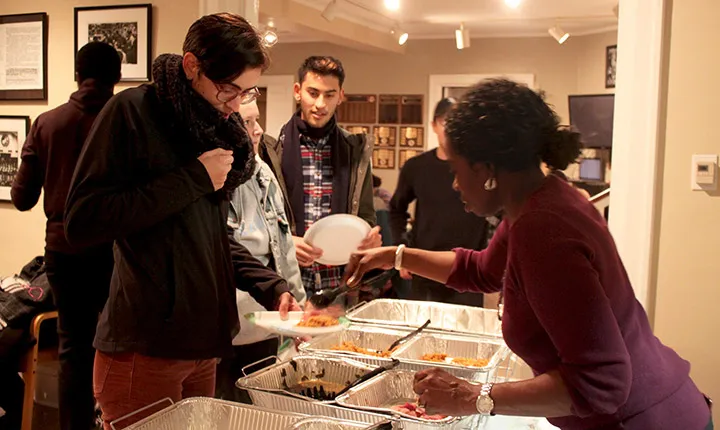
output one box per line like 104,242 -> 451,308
263,27 -> 278,47
548,25 -> 569,44
384,0 -> 400,11
455,22 -> 470,50
391,28 -> 408,45
322,0 -> 339,22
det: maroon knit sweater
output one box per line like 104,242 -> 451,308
447,175 -> 710,429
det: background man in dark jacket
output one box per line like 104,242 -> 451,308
389,98 -> 489,307
10,42 -> 121,430
270,56 -> 380,298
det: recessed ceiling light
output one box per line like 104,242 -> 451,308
504,0 -> 522,8
384,0 -> 400,11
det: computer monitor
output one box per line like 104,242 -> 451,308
579,158 -> 604,182
568,94 -> 615,149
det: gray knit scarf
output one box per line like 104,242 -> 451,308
152,53 -> 255,198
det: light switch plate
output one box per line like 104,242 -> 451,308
691,154 -> 718,191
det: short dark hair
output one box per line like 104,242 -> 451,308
183,13 -> 269,84
372,174 -> 382,188
446,79 -> 582,172
298,56 -> 345,87
76,42 -> 122,86
433,97 -> 456,122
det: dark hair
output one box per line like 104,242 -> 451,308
183,13 -> 269,83
433,97 -> 457,122
445,79 -> 582,172
76,42 -> 122,86
298,56 -> 345,87
372,174 -> 382,188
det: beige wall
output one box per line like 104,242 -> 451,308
653,0 -> 720,417
266,32 -> 617,192
0,0 -> 198,275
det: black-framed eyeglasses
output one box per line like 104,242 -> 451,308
214,82 -> 260,105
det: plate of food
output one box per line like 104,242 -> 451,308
245,311 -> 350,337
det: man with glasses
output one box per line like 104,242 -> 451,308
64,14 -> 300,428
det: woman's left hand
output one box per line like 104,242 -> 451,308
414,368 -> 482,416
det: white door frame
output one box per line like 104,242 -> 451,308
608,0 -> 667,316
426,74 -> 536,150
258,75 -> 295,139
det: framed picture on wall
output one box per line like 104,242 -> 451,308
399,149 -> 423,169
74,4 -> 153,82
373,126 -> 397,147
0,116 -> 30,201
399,126 -> 424,148
605,45 -> 617,89
0,13 -> 49,100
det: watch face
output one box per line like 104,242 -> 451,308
476,395 -> 494,414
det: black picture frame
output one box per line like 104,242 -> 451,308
74,4 -> 153,82
0,13 -> 49,101
0,115 -> 31,201
605,44 -> 617,89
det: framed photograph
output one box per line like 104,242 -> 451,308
605,45 -> 617,89
400,126 -> 424,148
74,4 -> 153,82
399,149 -> 423,169
372,149 -> 395,170
0,116 -> 30,201
373,126 -> 397,147
0,13 -> 48,100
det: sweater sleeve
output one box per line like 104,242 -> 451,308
64,94 -> 215,248
444,220 -> 509,294
510,212 -> 632,417
11,121 -> 43,211
389,161 -> 416,245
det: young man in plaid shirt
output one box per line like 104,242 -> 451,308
266,56 -> 380,299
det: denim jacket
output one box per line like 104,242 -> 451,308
228,156 -> 306,345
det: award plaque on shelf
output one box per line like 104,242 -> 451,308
372,148 -> 395,169
399,126 -> 424,148
336,94 -> 377,124
343,125 -> 371,135
372,126 -> 397,147
399,149 -> 423,168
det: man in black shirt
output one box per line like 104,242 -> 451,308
389,98 -> 488,306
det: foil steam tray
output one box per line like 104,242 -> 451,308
346,299 -> 502,338
390,332 -> 511,383
285,417 -> 373,430
335,370 -> 456,426
235,355 -> 377,403
123,397 -> 308,430
299,324 -> 413,361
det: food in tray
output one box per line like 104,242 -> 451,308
297,315 -> 340,327
391,402 -> 447,420
330,341 -> 396,358
290,379 -> 348,400
420,353 -> 489,368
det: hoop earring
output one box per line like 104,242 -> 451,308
484,177 -> 497,191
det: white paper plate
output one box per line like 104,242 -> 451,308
304,214 -> 371,266
245,311 -> 350,337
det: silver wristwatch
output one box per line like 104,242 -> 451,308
475,382 -> 495,416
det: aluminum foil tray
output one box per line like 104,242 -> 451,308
235,355 -> 377,403
391,333 -> 510,383
346,299 -> 502,337
299,324 -> 413,362
123,397 -> 308,430
335,370 -> 456,426
285,417 -> 370,429
245,389 -> 482,430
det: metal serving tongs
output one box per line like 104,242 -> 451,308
386,319 -> 431,352
308,269 -> 398,308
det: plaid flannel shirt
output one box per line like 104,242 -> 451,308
299,135 -> 344,293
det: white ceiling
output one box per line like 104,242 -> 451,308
276,0 -> 618,41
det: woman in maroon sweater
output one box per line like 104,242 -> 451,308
345,79 -> 712,429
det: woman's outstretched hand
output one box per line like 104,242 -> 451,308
344,246 -> 397,287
